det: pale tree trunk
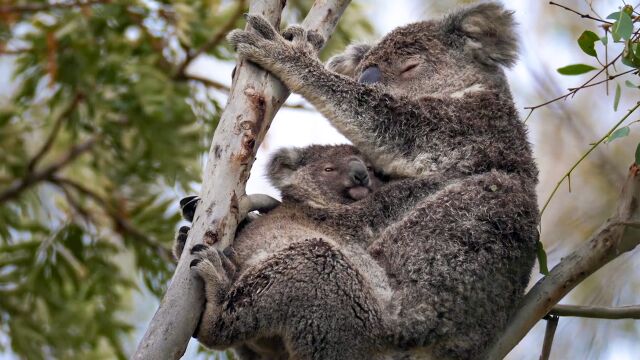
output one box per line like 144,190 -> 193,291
133,1 -> 351,358
485,164 -> 640,359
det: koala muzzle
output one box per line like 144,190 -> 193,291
348,161 -> 370,186
359,66 -> 381,84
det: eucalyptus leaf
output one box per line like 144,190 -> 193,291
557,64 -> 598,75
614,83 -> 621,111
607,126 -> 630,142
577,30 -> 600,57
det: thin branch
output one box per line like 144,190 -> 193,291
567,69 -> 637,91
174,0 -> 246,79
539,315 -> 559,360
0,0 -> 111,14
50,176 -> 173,261
26,92 -> 84,172
485,163 -> 640,359
525,53 -> 623,112
0,136 -> 98,204
550,304 -> 640,319
540,101 -> 640,215
549,1 -> 613,24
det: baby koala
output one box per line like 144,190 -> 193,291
174,144 -> 390,359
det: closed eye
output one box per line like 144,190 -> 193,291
401,63 -> 419,74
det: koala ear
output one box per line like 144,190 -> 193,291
267,147 -> 303,189
443,2 -> 518,67
326,43 -> 372,78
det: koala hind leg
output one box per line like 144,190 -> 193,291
194,238 -> 387,360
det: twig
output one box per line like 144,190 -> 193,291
26,92 -> 84,172
50,176 -> 173,261
485,163 -> 640,359
549,1 -> 613,24
174,0 -> 246,79
0,0 -> 111,14
540,101 -> 640,215
567,69 -> 637,91
525,53 -> 623,112
539,315 -> 559,360
0,136 -> 98,204
550,304 -> 640,319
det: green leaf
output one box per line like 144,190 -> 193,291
601,34 -> 609,45
608,11 -> 633,40
636,142 -> 640,165
607,126 -> 630,142
577,30 -> 600,57
536,241 -> 549,276
557,64 -> 598,75
625,80 -> 638,88
614,83 -> 622,111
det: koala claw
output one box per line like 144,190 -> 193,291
244,13 -> 278,40
283,25 -> 324,51
180,196 -> 201,222
190,244 -> 237,286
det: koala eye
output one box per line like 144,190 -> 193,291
324,167 -> 334,172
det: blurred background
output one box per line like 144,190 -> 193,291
1,0 -> 639,359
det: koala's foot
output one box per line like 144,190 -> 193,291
180,195 -> 201,222
190,244 -> 237,304
173,225 -> 190,261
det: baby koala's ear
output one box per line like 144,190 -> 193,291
326,43 -> 372,78
442,1 -> 518,68
267,147 -> 304,189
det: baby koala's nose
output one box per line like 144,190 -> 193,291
348,161 -> 370,186
358,66 -> 381,84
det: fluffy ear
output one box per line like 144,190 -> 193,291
267,147 -> 304,189
443,2 -> 518,67
326,43 -> 372,78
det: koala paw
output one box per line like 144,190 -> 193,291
173,225 -> 191,261
179,195 -> 200,222
190,244 -> 238,303
226,14 -> 324,74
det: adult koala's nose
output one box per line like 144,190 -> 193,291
358,66 -> 381,84
348,161 -> 370,186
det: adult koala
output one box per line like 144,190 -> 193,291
228,2 -> 539,359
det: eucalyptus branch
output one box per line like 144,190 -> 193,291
550,304 -> 640,319
26,92 -> 84,173
485,163 -> 640,359
0,0 -> 111,14
174,0 -> 247,79
0,136 -> 98,204
539,315 -> 559,360
50,176 -> 173,261
540,102 -> 640,215
184,74 -> 313,111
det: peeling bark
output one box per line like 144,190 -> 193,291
133,1 -> 351,359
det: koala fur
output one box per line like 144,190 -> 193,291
227,2 -> 539,359
176,144 -> 400,359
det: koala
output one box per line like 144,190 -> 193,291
175,144 -> 398,359
227,2 -> 540,359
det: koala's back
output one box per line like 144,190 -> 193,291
370,171 -> 538,359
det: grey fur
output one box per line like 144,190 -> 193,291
176,145 -> 394,359
226,2 -> 539,359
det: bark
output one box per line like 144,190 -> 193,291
485,164 -> 640,360
132,1 -> 351,359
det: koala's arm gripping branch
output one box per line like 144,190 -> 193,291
133,1 -> 351,359
484,164 -> 640,360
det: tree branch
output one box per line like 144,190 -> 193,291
539,315 -> 559,360
549,304 -> 640,319
174,0 -> 247,79
0,0 -> 111,14
49,176 -> 173,261
549,1 -> 613,24
26,92 -> 84,173
485,163 -> 640,359
133,1 -> 352,359
0,136 -> 98,204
